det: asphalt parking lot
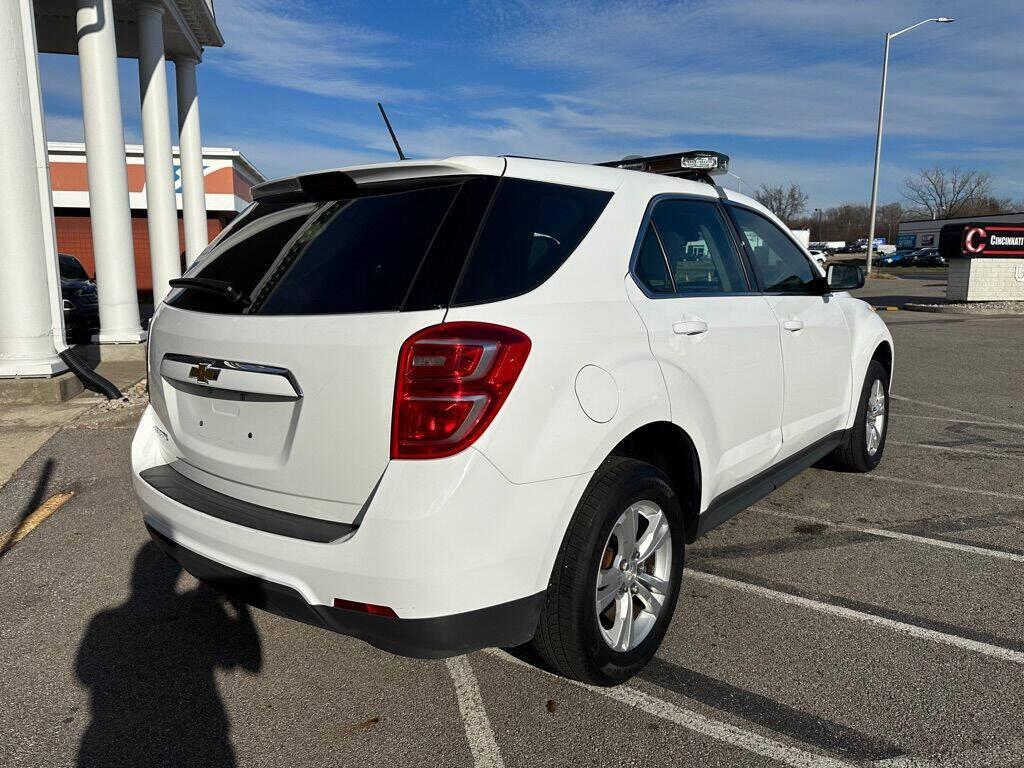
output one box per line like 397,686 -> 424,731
2,307 -> 1023,768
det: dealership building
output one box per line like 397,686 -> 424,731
898,212 -> 1024,302
49,141 -> 262,293
896,211 -> 1024,251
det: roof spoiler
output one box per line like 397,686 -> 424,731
597,150 -> 729,184
251,171 -> 360,203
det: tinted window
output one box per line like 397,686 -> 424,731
648,200 -> 749,294
453,179 -> 612,305
59,255 -> 89,280
255,183 -> 460,315
402,176 -> 499,312
730,207 -> 817,292
634,228 -> 673,293
167,203 -> 316,313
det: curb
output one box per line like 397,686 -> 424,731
903,303 -> 1024,316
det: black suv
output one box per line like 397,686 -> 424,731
905,247 -> 946,268
60,254 -> 100,341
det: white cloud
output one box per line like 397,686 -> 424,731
208,0 -> 421,101
481,0 -> 1018,144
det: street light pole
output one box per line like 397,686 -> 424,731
726,171 -> 743,194
865,17 -> 954,275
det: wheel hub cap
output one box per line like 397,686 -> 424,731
865,378 -> 886,456
595,501 -> 672,652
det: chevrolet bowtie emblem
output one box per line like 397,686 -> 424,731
188,362 -> 220,384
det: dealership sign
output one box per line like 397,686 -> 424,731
940,223 -> 1024,258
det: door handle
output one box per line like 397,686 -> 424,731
673,319 -> 709,336
783,319 -> 805,332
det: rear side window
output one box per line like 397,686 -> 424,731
634,229 -> 673,293
650,199 -> 749,294
452,179 -> 612,306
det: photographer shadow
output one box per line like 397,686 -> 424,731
76,542 -> 262,768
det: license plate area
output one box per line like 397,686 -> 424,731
168,382 -> 301,468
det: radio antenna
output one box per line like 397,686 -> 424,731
377,102 -> 407,161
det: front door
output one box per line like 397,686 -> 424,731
627,197 -> 785,500
728,205 -> 853,458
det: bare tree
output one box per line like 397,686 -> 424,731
902,167 -> 993,219
755,182 -> 808,225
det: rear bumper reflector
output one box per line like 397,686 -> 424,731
139,465 -> 355,543
146,523 -> 544,659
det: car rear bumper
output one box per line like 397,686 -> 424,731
131,406 -> 590,656
146,522 -> 543,658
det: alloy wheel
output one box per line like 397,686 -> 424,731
595,501 -> 672,652
865,378 -> 886,455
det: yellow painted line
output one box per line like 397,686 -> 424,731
874,306 -> 902,311
0,491 -> 74,552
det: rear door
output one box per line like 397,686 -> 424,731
148,175 -> 499,524
627,197 -> 785,497
727,205 -> 853,457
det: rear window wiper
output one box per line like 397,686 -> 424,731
168,277 -> 251,306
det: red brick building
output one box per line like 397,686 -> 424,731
49,141 -> 263,294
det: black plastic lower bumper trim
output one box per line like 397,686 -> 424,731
140,464 -> 355,543
145,523 -> 544,659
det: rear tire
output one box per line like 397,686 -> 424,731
832,360 -> 889,472
531,457 -> 684,686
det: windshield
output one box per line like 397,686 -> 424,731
59,255 -> 89,281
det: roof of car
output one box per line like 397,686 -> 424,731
254,154 -> 769,214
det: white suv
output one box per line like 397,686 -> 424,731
131,153 -> 893,685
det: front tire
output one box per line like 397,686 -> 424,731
531,457 -> 684,686
833,360 -> 889,472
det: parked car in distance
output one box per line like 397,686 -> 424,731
132,154 -> 894,686
835,244 -> 861,254
905,247 -> 946,267
808,249 -> 828,267
878,249 -> 915,266
59,253 -> 99,341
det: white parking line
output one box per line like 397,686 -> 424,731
690,571 -> 1024,665
755,507 -> 1024,564
889,440 -> 1022,461
485,649 -> 858,768
861,474 -> 1024,502
894,413 -> 1024,430
872,757 -> 941,768
446,656 -> 505,768
891,395 -> 1024,429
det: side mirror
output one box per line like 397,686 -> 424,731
826,263 -> 864,291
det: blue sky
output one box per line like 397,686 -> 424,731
40,0 -> 1023,209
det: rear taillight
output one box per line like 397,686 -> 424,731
391,322 -> 531,459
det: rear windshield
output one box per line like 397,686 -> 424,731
166,176 -> 611,315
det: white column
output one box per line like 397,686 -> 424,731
174,56 -> 208,266
136,1 -> 181,303
0,0 -> 65,377
76,0 -> 146,343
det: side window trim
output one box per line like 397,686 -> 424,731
647,219 -> 677,294
628,193 -> 760,299
724,202 -> 824,295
